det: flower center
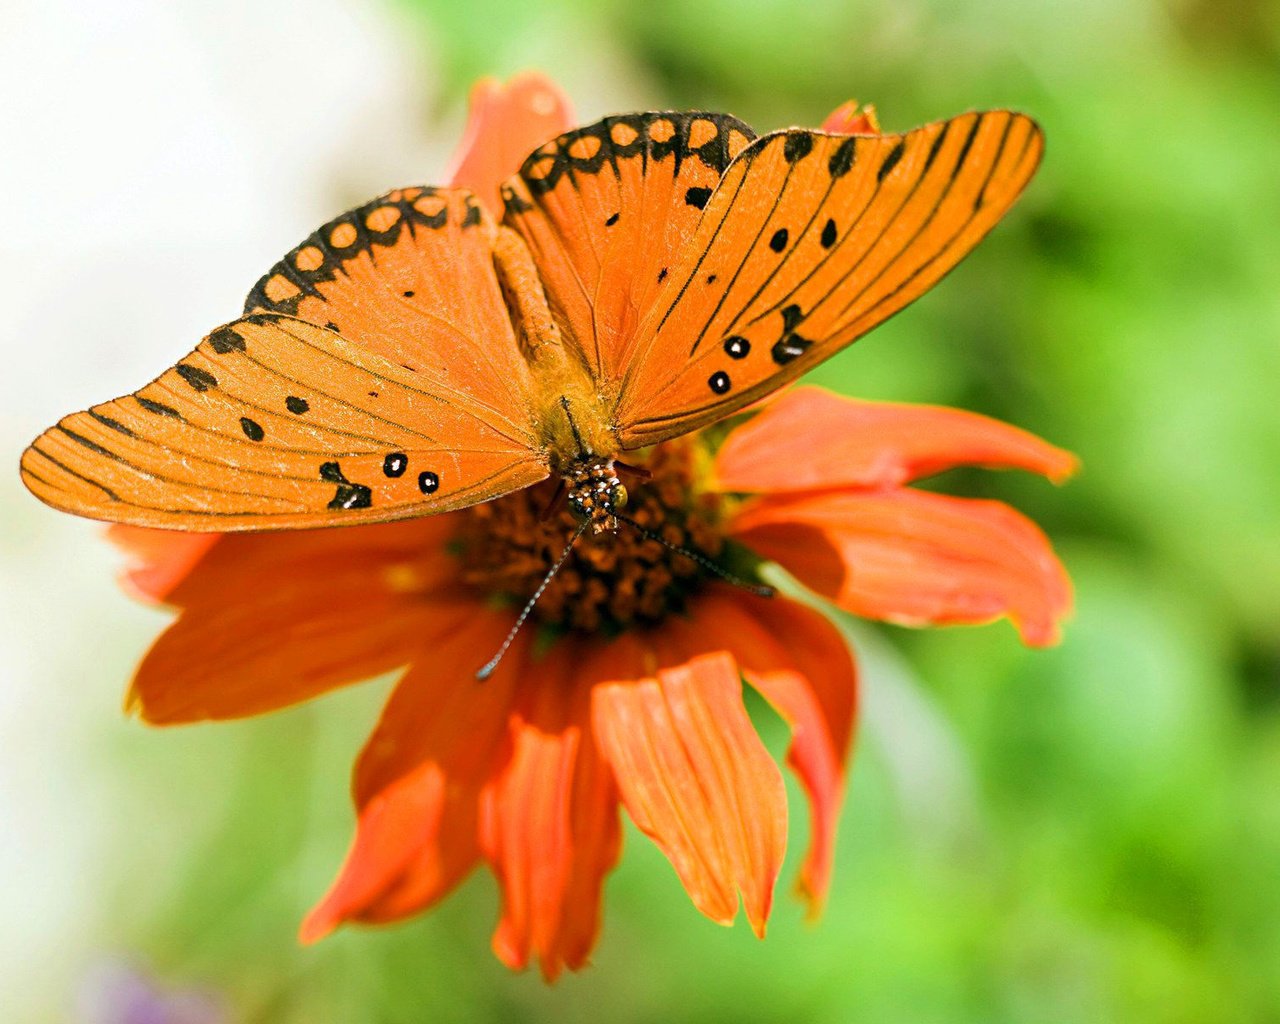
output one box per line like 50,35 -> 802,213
455,438 -> 729,633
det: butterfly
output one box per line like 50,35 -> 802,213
21,109 -> 1042,536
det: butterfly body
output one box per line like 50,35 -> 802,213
489,223 -> 620,471
21,109 -> 1043,533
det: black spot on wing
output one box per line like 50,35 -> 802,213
320,460 -> 372,510
783,131 -> 814,163
820,218 -> 837,248
285,396 -> 309,414
772,335 -> 813,365
240,417 -> 265,442
329,484 -> 372,510
89,411 -> 135,437
769,228 -> 789,253
878,140 -> 906,182
175,364 -> 217,392
685,186 -> 712,209
772,305 -> 812,365
136,396 -> 183,419
828,137 -> 857,178
208,326 -> 246,354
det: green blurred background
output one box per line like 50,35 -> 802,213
2,0 -> 1279,1020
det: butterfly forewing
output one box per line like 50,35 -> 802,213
501,112 -> 757,390
20,315 -> 548,530
613,111 -> 1043,446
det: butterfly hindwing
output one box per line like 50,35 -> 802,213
501,111 -> 757,390
245,186 -> 537,439
613,111 -> 1043,446
20,315 -> 549,530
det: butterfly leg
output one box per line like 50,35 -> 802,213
613,460 -> 653,482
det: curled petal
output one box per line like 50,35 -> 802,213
302,607 -> 526,941
482,639 -> 625,980
302,756 -> 480,942
822,100 -> 881,135
733,489 -> 1072,646
669,591 -> 856,915
446,71 -> 575,216
127,518 -> 462,723
715,386 -> 1078,494
592,651 -> 787,936
107,525 -> 219,604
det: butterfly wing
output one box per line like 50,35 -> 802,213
23,185 -> 554,530
612,111 -> 1043,447
501,112 -> 757,389
245,186 -> 535,439
20,313 -> 549,531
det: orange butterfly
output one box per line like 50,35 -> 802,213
21,109 -> 1042,539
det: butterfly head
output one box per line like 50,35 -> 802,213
566,458 -> 628,534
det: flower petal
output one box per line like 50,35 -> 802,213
733,489 -> 1072,646
714,386 -> 1078,494
302,755 -> 479,942
667,590 -> 856,915
821,101 -> 881,135
162,516 -> 459,609
301,606 -> 525,941
592,651 -> 787,936
128,517 -> 463,723
481,639 -> 625,980
445,71 -> 575,216
106,525 -> 219,604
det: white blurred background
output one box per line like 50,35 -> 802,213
0,2 -> 439,1016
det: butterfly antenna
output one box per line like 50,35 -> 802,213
476,519 -> 590,681
613,511 -> 775,598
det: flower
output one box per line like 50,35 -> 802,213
110,73 -> 1076,981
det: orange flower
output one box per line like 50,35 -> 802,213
110,74 -> 1075,981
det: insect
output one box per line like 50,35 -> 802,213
21,110 -> 1042,541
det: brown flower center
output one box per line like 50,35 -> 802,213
455,437 -> 730,634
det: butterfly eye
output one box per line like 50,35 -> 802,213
611,483 -> 629,510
